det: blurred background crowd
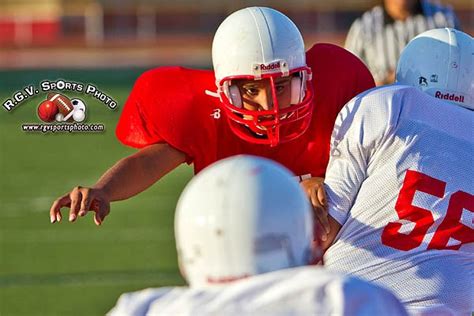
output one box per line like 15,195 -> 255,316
1,0 -> 472,71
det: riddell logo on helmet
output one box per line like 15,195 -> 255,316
434,91 -> 465,103
259,62 -> 281,71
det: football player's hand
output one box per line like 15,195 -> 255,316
300,177 -> 329,241
50,186 -> 110,226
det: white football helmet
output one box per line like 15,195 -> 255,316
211,7 -> 314,146
175,155 -> 314,288
396,28 -> 473,109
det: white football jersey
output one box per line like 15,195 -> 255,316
107,266 -> 407,316
324,85 -> 473,315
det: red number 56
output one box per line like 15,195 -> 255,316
381,170 -> 473,251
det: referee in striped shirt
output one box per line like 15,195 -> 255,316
345,0 -> 460,85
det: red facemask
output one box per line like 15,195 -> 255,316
218,66 -> 314,147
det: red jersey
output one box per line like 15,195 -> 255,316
116,43 -> 375,177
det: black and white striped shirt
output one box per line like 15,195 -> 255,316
345,0 -> 460,84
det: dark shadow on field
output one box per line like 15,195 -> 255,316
0,268 -> 185,288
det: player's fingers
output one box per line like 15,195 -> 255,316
316,184 -> 327,208
56,210 -> 62,223
301,177 -> 330,236
315,209 -> 330,235
310,190 -> 330,234
68,187 -> 82,222
93,213 -> 102,226
93,200 -> 110,226
308,180 -> 327,210
50,195 -> 70,223
313,220 -> 328,242
309,190 -> 323,209
79,188 -> 93,217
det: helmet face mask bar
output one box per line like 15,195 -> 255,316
212,7 -> 315,146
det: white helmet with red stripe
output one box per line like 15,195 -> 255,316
212,7 -> 314,146
175,155 -> 315,288
396,28 -> 473,109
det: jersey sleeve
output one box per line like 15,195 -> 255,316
324,86 -> 401,225
115,67 -> 213,164
116,68 -> 165,148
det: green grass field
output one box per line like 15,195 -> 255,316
0,69 -> 192,315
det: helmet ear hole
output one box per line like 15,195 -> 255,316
229,85 -> 242,108
290,77 -> 304,104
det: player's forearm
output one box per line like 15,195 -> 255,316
93,143 -> 186,201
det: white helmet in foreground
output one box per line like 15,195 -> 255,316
396,28 -> 473,110
175,155 -> 315,288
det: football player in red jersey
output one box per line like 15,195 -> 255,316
50,7 -> 374,243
